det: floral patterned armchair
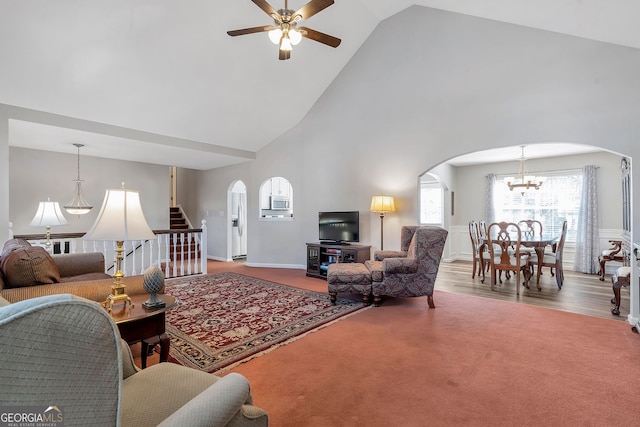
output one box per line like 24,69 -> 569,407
373,226 -> 421,261
365,226 -> 448,306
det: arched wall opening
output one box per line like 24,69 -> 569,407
420,142 -> 635,323
227,180 -> 247,262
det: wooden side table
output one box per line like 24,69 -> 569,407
108,294 -> 177,368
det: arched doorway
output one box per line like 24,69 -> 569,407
229,180 -> 247,262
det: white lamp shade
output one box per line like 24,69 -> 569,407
370,196 -> 396,213
83,187 -> 156,241
30,200 -> 69,227
280,35 -> 293,51
268,28 -> 282,44
289,29 -> 302,45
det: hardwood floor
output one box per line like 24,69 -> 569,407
436,260 -> 629,321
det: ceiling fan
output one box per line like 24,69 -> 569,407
227,0 -> 341,60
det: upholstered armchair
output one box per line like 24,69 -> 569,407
365,226 -> 448,307
0,294 -> 268,427
373,225 -> 421,260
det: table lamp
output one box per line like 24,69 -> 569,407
370,195 -> 396,250
83,184 -> 156,312
30,198 -> 69,250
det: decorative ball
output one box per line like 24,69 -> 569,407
143,265 -> 165,294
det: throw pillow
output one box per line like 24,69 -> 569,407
1,238 -> 32,257
0,247 -> 61,288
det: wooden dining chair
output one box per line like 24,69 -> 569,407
529,221 -> 567,289
518,219 -> 543,274
518,220 -> 543,237
478,220 -> 488,240
487,222 -> 531,295
468,220 -> 489,282
598,239 -> 624,281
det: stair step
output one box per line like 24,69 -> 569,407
169,207 -> 190,230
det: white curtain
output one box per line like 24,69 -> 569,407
574,165 -> 600,273
485,173 -> 497,224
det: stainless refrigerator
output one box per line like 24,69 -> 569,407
231,191 -> 247,259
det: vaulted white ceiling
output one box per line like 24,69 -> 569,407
2,0 -> 639,169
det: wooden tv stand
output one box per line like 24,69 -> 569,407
306,242 -> 371,279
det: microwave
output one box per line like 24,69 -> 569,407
270,195 -> 290,210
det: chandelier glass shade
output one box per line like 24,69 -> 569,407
504,146 -> 544,196
64,143 -> 93,215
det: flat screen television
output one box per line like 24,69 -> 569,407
319,211 -> 359,244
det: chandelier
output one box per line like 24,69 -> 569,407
64,143 -> 93,215
504,145 -> 544,196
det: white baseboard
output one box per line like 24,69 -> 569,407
245,262 -> 306,269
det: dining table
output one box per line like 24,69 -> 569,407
519,234 -> 558,284
480,233 -> 558,288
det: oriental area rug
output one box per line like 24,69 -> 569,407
163,272 -> 365,373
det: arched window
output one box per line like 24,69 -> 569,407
419,173 -> 444,226
259,177 -> 293,219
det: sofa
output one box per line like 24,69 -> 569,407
0,293 -> 269,426
0,239 -> 150,304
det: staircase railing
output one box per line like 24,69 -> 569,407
15,220 -> 208,279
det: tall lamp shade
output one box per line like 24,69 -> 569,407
30,199 -> 69,249
370,196 -> 396,250
83,185 -> 156,311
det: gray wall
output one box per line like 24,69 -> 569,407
175,167 -> 199,227
9,147 -> 170,236
451,152 -> 623,229
197,6 -> 639,267
1,6 -> 638,267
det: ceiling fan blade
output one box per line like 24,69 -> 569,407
227,25 -> 276,37
251,0 -> 278,17
298,26 -> 341,48
279,49 -> 291,60
293,0 -> 334,20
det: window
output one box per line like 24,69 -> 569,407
493,170 -> 582,242
419,176 -> 444,226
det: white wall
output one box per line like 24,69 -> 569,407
0,107 -> 8,241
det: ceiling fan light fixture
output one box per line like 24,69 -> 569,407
227,0 -> 341,60
280,35 -> 293,51
289,28 -> 302,45
268,28 -> 283,44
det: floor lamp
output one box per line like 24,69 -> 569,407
370,196 -> 396,250
83,184 -> 156,312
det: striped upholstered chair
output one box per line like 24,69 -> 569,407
0,293 -> 268,427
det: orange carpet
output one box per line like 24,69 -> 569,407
142,262 -> 640,426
